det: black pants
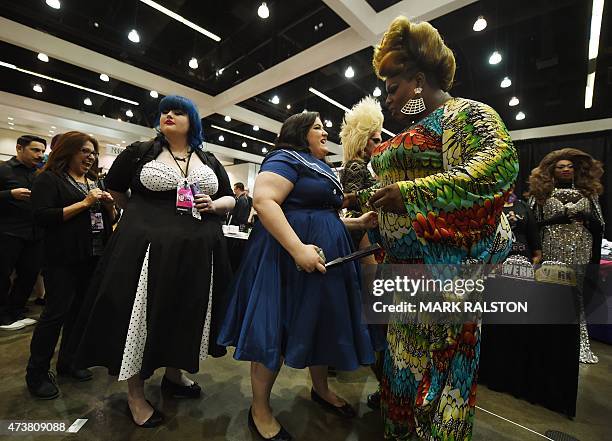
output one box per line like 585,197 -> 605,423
27,258 -> 98,375
0,233 -> 43,323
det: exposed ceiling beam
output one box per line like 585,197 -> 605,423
0,91 -> 154,143
322,0 -> 379,42
509,118 -> 612,141
207,27 -> 370,114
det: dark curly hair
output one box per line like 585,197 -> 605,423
527,148 -> 604,205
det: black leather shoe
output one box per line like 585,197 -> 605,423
248,407 -> 292,440
126,400 -> 164,428
367,391 -> 381,410
57,367 -> 93,382
161,375 -> 201,398
311,388 -> 356,418
26,371 -> 59,400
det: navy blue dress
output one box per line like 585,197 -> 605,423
218,149 -> 374,371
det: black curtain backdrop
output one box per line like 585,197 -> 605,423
513,130 -> 612,240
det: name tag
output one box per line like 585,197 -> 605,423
176,182 -> 194,214
90,210 -> 105,232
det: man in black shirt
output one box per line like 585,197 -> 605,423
0,135 -> 46,330
229,182 -> 251,227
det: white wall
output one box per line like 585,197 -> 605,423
225,163 -> 260,192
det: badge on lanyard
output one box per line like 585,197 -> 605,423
90,210 -> 105,232
176,180 -> 194,214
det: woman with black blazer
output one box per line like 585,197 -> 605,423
26,131 -> 115,399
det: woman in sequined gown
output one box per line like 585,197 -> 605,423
528,148 -> 605,364
345,17 -> 518,440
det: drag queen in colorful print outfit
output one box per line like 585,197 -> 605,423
348,17 -> 519,440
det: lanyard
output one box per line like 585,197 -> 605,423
166,147 -> 193,179
66,173 -> 92,196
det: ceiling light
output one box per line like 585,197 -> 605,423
585,0 -> 605,109
308,86 -> 396,137
489,51 -> 502,65
48,130 -> 54,134
515,111 -> 525,121
128,29 -> 140,43
373,86 -> 382,97
224,115 -> 231,122
9,126 -> 14,129
99,73 -> 110,82
0,60 -> 139,105
51,125 -> 56,129
125,109 -> 134,117
117,118 -> 122,122
37,53 -> 49,62
258,2 -> 269,19
216,68 -> 224,77
500,76 -> 512,88
8,117 -> 14,120
588,0 -> 605,60
253,125 -> 259,131
473,16 -> 487,32
241,141 -> 247,148
33,84 -> 43,93
271,95 -> 280,105
286,104 -> 291,109
150,90 -> 159,98
83,97 -> 93,106
210,124 -> 274,146
122,140 -> 126,143
302,109 -> 307,113
344,66 -> 355,78
188,57 -> 199,69
218,135 -> 224,141
138,0 -> 221,42
8,122 -> 14,126
509,97 -> 519,107
94,22 -> 99,28
585,72 -> 595,109
261,147 -> 268,153
45,0 -> 61,9
324,120 -> 333,128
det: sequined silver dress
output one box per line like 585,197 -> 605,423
537,188 -> 603,363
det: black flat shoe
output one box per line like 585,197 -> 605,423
26,371 -> 59,400
161,375 -> 201,398
311,388 -> 356,418
126,400 -> 164,428
367,391 -> 381,410
248,407 -> 292,440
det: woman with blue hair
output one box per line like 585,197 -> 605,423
74,95 -> 235,427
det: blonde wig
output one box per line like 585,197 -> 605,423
340,96 -> 384,164
372,16 -> 455,91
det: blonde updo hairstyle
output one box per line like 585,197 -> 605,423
373,16 -> 456,91
340,96 -> 384,164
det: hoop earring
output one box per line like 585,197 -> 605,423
400,87 -> 426,115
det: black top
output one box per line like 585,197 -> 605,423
229,194 -> 250,226
31,171 -> 113,266
503,199 -> 541,259
0,157 -> 40,240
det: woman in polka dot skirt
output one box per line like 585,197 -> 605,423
74,96 -> 235,428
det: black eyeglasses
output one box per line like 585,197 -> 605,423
80,148 -> 99,158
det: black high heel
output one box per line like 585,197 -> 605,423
126,400 -> 164,428
247,407 -> 292,440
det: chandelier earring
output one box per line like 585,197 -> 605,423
400,87 -> 426,115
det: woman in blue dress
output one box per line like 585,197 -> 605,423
218,112 -> 376,440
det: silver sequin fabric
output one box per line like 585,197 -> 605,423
541,188 -> 598,363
